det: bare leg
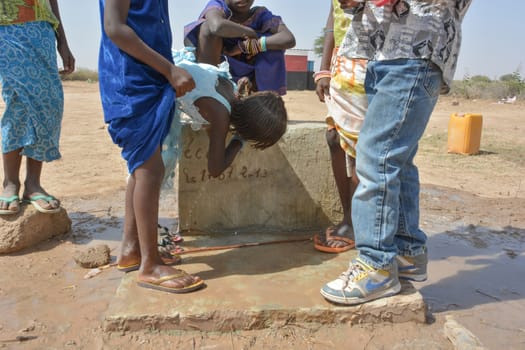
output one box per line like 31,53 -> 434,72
117,174 -> 141,267
132,147 -> 201,290
118,172 -> 181,269
327,128 -> 352,230
195,21 -> 224,65
1,149 -> 22,212
317,129 -> 358,250
22,157 -> 60,210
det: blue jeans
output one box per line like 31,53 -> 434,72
353,59 -> 442,269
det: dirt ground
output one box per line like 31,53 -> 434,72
0,81 -> 524,349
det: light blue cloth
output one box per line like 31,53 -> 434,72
0,21 -> 63,161
162,48 -> 235,187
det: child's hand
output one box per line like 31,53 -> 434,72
315,77 -> 331,102
237,76 -> 253,97
168,66 -> 195,97
57,41 -> 75,75
223,44 -> 242,58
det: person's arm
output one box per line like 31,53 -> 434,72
263,23 -> 296,51
194,98 -> 241,177
224,22 -> 296,58
204,7 -> 258,39
103,0 -> 195,96
49,0 -> 75,74
315,3 -> 335,102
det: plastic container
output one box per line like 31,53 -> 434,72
447,113 -> 483,155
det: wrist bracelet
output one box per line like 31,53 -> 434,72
259,36 -> 267,52
313,70 -> 331,83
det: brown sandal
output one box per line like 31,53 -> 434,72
137,270 -> 205,294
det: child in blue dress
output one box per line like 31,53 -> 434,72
99,0 -> 204,293
100,1 -> 287,293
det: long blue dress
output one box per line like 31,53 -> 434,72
98,0 -> 175,174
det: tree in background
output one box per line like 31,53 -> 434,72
313,30 -> 325,56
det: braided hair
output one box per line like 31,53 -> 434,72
230,91 -> 288,149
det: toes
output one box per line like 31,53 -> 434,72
49,199 -> 60,209
0,198 -> 19,212
36,198 -> 53,210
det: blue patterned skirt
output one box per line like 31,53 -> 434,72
0,21 -> 63,161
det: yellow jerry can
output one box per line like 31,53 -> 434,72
447,113 -> 483,155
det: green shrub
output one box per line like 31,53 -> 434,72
61,68 -> 98,82
450,73 -> 525,100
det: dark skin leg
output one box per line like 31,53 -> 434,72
322,129 -> 358,247
194,17 -> 258,94
1,149 -> 22,212
122,146 -> 200,288
23,157 -> 60,210
117,173 -> 141,267
196,21 -> 224,66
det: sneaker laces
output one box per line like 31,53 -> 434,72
338,259 -> 368,288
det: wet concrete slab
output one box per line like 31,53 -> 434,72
104,232 -> 426,332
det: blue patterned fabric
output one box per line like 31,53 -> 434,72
0,21 -> 63,162
98,0 -> 175,174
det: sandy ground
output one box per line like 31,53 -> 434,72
0,81 -> 524,349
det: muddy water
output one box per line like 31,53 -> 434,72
1,185 -> 524,348
419,188 -> 525,349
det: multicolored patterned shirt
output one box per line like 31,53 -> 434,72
339,0 -> 472,93
0,0 -> 59,29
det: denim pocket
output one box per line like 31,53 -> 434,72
422,61 -> 442,98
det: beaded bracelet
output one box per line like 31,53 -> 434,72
313,70 -> 331,83
239,38 -> 263,56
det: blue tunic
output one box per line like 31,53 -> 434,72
98,0 -> 175,174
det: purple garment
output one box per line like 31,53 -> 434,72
184,0 -> 287,95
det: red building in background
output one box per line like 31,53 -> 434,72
285,49 -> 316,91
